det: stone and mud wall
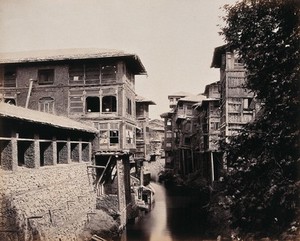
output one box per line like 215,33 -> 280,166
0,163 -> 96,241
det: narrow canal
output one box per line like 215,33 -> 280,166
120,182 -> 213,241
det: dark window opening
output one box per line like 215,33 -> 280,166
136,128 -> 143,138
85,63 -> 100,80
136,104 -> 144,117
39,143 -> 49,167
102,96 -> 116,112
4,66 -> 17,87
127,98 -> 132,115
110,130 -> 119,144
17,141 -> 31,166
184,137 -> 191,145
38,69 -> 54,85
4,98 -> 16,105
101,65 -> 117,83
69,63 -> 84,81
86,96 -> 100,112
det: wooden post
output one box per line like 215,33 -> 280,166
25,79 -> 34,108
211,151 -> 214,183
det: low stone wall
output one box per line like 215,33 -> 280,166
0,163 -> 96,241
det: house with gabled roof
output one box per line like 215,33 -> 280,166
167,91 -> 192,109
211,45 -> 256,139
0,48 -> 149,232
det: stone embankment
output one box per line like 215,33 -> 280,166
0,163 -> 96,241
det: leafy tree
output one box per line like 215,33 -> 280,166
219,0 -> 300,238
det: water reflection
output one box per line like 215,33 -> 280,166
123,182 -> 210,241
123,182 -> 171,241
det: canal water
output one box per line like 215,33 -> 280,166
120,182 -> 213,241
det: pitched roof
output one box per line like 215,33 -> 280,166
135,95 -> 156,105
210,44 -> 235,68
160,111 -> 173,118
178,94 -> 206,103
203,81 -> 220,95
0,48 -> 147,75
0,102 -> 97,133
168,91 -> 192,98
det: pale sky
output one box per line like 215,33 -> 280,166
0,0 -> 237,119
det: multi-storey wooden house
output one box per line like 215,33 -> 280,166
194,82 -> 222,183
0,48 -> 147,228
175,94 -> 206,175
135,95 -> 156,161
161,92 -> 191,171
148,119 -> 165,159
0,48 -> 146,151
168,91 -> 192,109
161,94 -> 205,175
211,45 -> 256,139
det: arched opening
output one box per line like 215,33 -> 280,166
86,96 -> 100,112
102,96 -> 116,113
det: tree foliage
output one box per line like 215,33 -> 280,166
220,0 -> 300,238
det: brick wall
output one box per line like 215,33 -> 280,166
0,163 -> 96,241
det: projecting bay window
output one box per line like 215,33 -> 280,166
99,123 -> 119,148
102,95 -> 116,113
38,69 -> 54,85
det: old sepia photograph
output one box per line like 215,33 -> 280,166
0,0 -> 299,240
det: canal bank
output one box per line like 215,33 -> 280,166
121,158 -> 215,241
95,158 -> 221,241
120,181 -> 218,241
